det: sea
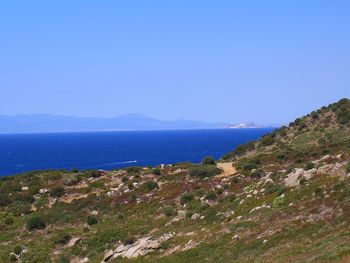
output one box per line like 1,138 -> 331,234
0,128 -> 273,177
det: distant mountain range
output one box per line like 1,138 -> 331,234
0,114 -> 234,133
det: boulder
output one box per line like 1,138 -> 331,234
67,237 -> 82,248
103,234 -> 173,262
191,213 -> 200,220
284,168 -> 303,187
102,250 -> 114,262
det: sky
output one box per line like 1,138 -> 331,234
0,1 -> 349,125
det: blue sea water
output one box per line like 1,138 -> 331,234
0,128 -> 273,176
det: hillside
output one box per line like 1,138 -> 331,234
1,99 -> 350,263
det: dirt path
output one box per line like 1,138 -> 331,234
216,162 -> 236,177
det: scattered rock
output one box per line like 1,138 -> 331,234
39,188 -> 49,194
232,234 -> 239,240
67,237 -> 82,248
102,234 -> 173,262
191,213 -> 200,220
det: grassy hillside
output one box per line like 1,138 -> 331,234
1,99 -> 350,263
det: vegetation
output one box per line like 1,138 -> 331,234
201,156 -> 216,165
50,186 -> 65,197
189,165 -> 222,178
26,214 -> 46,230
0,98 -> 349,263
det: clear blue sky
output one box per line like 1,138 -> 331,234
0,1 -> 349,124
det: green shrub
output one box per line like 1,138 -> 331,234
26,215 -> 46,230
122,176 -> 129,183
314,187 -> 323,197
152,168 -> 161,175
28,185 -> 40,196
299,177 -> 307,185
230,177 -> 239,184
127,182 -> 134,190
56,255 -> 70,263
265,184 -> 287,196
8,201 -> 31,216
163,207 -> 176,217
129,192 -> 137,202
304,161 -> 315,171
9,254 -> 17,262
194,189 -> 205,197
250,169 -> 264,179
201,156 -> 216,165
180,193 -> 194,205
142,181 -> 159,192
205,191 -> 217,201
240,162 -> 258,171
13,245 -> 22,255
4,217 -> 14,225
53,232 -> 72,245
0,192 -> 11,206
50,186 -> 65,198
272,195 -> 285,208
333,182 -> 346,191
87,215 -> 98,225
216,188 -> 224,195
260,135 -> 275,146
189,165 -> 222,179
125,166 -> 142,174
346,162 -> 350,173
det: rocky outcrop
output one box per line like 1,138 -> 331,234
102,234 -> 173,262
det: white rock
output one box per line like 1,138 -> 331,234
191,213 -> 200,220
91,210 -> 99,216
67,237 -> 82,248
102,250 -> 114,262
232,234 -> 239,240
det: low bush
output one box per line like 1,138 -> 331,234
125,166 -> 142,174
346,162 -> 350,173
205,191 -> 217,201
189,165 -> 222,179
141,181 -> 159,192
9,254 -> 17,262
28,185 -> 40,196
4,217 -> 14,225
129,192 -> 137,202
8,201 -> 31,216
314,187 -> 323,197
13,245 -> 22,255
265,184 -> 287,196
180,193 -> 194,205
86,215 -> 98,225
250,169 -> 264,179
50,186 -> 65,198
304,161 -> 315,171
260,135 -> 275,146
56,255 -> 70,263
53,232 -> 72,245
201,156 -> 216,165
163,207 -> 176,217
152,168 -> 161,175
272,195 -> 285,208
26,215 -> 46,230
